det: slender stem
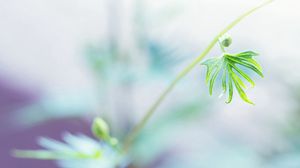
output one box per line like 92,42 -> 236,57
123,0 -> 274,152
218,39 -> 227,53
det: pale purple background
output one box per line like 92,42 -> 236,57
0,75 -> 93,168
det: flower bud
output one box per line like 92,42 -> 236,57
92,117 -> 110,141
220,35 -> 232,47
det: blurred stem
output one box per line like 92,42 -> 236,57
123,0 -> 274,152
218,39 -> 226,53
107,0 -> 121,60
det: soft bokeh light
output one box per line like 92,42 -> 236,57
0,0 -> 299,167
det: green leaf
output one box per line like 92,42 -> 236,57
235,52 -> 262,71
243,58 -> 262,71
209,64 -> 222,95
202,51 -> 263,104
226,70 -> 234,104
226,56 -> 264,77
236,51 -> 259,58
222,69 -> 227,92
13,150 -> 68,160
230,68 -> 247,89
228,62 -> 255,87
201,58 -> 222,83
232,75 -> 255,105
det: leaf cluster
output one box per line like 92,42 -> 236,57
202,51 -> 263,104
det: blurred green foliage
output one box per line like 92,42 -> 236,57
14,133 -> 121,168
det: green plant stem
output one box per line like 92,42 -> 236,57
123,0 -> 274,152
218,39 -> 227,53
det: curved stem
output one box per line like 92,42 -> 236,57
123,0 -> 274,152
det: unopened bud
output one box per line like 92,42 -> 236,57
92,117 -> 110,140
220,35 -> 232,47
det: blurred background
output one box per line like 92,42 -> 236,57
1,0 -> 300,167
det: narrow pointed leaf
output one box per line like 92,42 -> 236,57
13,150 -> 68,160
229,62 -> 255,87
232,77 -> 254,105
201,58 -> 222,83
222,69 -> 227,92
237,51 -> 259,58
230,68 -> 247,89
209,65 -> 222,95
226,71 -> 234,104
227,56 -> 263,77
236,57 -> 262,71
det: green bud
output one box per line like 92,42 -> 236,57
91,117 -> 110,141
220,35 -> 232,47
